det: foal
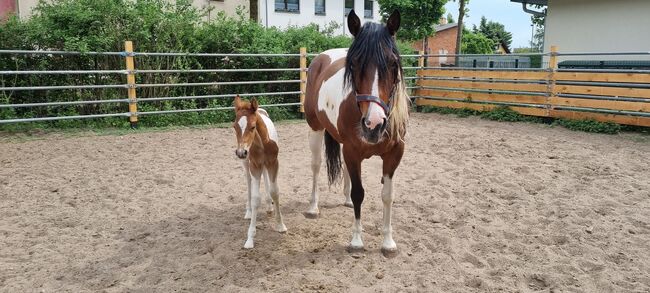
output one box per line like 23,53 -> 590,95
233,96 -> 287,249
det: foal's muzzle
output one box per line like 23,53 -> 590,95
235,148 -> 248,159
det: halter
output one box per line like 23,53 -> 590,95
355,86 -> 396,115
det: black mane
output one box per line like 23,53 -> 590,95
344,22 -> 403,92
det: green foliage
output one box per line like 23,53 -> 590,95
421,105 -> 479,117
480,106 -> 541,123
461,29 -> 495,54
446,13 -> 455,24
0,0 -> 355,130
554,119 -> 621,134
376,0 -> 447,41
474,16 -> 512,52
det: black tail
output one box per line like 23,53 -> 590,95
324,131 -> 341,186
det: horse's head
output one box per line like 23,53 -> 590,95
233,95 -> 259,160
345,9 -> 403,144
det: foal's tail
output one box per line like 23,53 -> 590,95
323,131 -> 341,186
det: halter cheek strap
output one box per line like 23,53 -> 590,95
356,94 -> 390,114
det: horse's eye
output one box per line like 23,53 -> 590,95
251,126 -> 256,130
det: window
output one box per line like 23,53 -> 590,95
275,0 -> 300,13
315,0 -> 325,15
364,0 -> 373,18
345,0 -> 354,16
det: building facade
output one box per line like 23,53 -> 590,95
411,20 -> 459,67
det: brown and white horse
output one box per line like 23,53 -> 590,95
303,10 -> 409,257
233,96 -> 287,249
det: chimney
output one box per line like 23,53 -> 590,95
439,17 -> 448,25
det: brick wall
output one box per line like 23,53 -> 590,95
412,26 -> 459,67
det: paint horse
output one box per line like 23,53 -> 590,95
233,96 -> 287,249
303,10 -> 409,257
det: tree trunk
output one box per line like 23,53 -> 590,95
454,0 -> 466,66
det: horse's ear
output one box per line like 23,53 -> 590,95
250,97 -> 258,112
386,10 -> 401,36
347,10 -> 361,37
233,95 -> 242,109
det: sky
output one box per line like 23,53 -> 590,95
443,0 -> 535,49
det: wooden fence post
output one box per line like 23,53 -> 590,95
547,45 -> 558,117
415,50 -> 425,112
299,47 -> 307,115
124,41 -> 138,128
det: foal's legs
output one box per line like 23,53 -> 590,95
380,143 -> 404,257
305,129 -> 324,218
242,160 -> 253,219
244,166 -> 263,249
343,146 -> 364,252
263,168 -> 274,214
266,161 -> 287,233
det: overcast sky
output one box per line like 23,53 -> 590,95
444,0 -> 536,49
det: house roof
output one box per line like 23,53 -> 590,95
510,0 -> 548,5
434,22 -> 458,32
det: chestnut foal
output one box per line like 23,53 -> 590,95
233,96 -> 287,249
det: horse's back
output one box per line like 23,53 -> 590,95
257,109 -> 278,143
304,48 -> 348,133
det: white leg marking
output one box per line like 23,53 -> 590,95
243,161 -> 252,219
342,154 -> 352,208
244,173 -> 261,249
263,168 -> 273,214
306,130 -> 324,217
269,178 -> 287,233
350,218 -> 364,249
381,175 -> 397,251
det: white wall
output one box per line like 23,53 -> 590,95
191,0 -> 248,20
258,0 -> 381,37
17,0 -> 38,18
544,0 -> 650,61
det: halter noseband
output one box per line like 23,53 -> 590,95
356,94 -> 390,114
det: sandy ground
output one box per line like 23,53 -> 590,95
1,113 -> 649,292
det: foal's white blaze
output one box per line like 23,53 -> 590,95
365,70 -> 386,130
259,113 -> 278,142
238,116 -> 247,133
317,48 -> 351,132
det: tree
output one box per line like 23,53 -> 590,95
475,16 -> 513,51
451,0 -> 469,65
447,12 -> 455,24
461,29 -> 494,54
377,0 -> 446,41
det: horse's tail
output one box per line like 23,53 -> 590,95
323,131 -> 341,186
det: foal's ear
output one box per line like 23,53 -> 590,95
386,10 -> 401,36
233,95 -> 242,109
347,10 -> 361,37
250,97 -> 258,112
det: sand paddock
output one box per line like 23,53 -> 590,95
1,112 -> 649,292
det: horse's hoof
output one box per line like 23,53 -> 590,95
266,209 -> 274,216
303,211 -> 319,219
244,211 -> 252,219
381,247 -> 399,258
347,245 -> 365,254
276,223 -> 288,233
244,239 -> 254,249
343,201 -> 354,208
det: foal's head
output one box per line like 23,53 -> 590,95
233,95 -> 259,160
345,9 -> 405,144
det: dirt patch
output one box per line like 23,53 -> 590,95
1,113 -> 649,292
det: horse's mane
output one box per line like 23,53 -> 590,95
344,22 -> 409,142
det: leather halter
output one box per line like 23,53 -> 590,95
356,94 -> 389,114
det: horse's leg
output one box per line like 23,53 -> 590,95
380,143 -> 405,257
305,129 -> 324,218
343,146 -> 364,252
263,168 -> 274,214
244,166 -> 263,249
243,160 -> 253,219
342,151 -> 353,208
267,160 -> 287,233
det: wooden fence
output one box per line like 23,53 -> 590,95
414,47 -> 650,127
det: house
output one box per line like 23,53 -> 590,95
512,0 -> 650,62
495,40 -> 511,54
1,0 -> 381,37
411,18 -> 459,67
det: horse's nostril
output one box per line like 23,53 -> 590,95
243,150 -> 248,156
364,118 -> 371,128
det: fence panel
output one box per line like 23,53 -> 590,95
415,48 -> 650,127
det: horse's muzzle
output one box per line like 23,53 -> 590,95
360,117 -> 387,144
